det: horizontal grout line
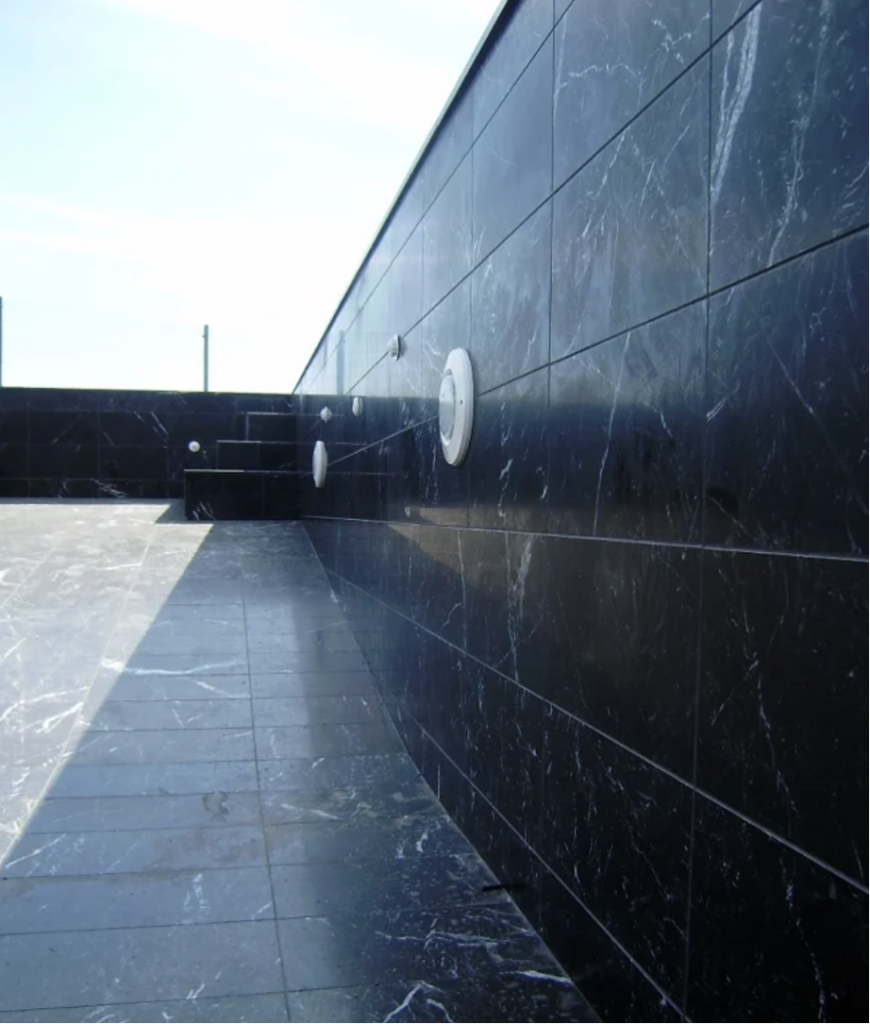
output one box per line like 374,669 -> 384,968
305,516 -> 867,565
0,897 -> 509,941
22,820 -> 262,832
327,416 -> 437,467
705,222 -> 869,300
0,993 -> 291,1016
0,918 -> 280,938
329,569 -> 869,895
0,865 -> 270,883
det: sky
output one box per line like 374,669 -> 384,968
0,0 -> 497,392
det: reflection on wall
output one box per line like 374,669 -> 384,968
294,0 -> 868,1020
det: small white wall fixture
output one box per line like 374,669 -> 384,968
187,440 -> 201,453
388,334 -> 402,360
320,406 -> 333,422
439,348 -> 474,466
312,440 -> 328,488
352,396 -> 363,416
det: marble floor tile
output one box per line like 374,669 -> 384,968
0,505 -> 590,1023
3,824 -> 267,877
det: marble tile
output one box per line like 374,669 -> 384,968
386,168 -> 426,264
28,443 -> 99,478
266,815 -> 471,865
127,633 -> 247,658
152,603 -> 245,623
710,0 -> 868,289
277,903 -> 567,991
540,709 -> 692,999
424,90 -> 473,208
473,0 -> 553,133
251,695 -> 383,727
0,438 -> 29,478
0,922 -> 283,1012
27,793 -> 262,832
470,201 -> 552,394
28,411 -> 99,445
460,530 -> 550,689
259,784 -> 442,827
249,671 -> 377,698
111,653 -> 248,676
473,38 -> 553,263
0,994 -> 288,1023
48,762 -> 259,798
419,275 -> 471,400
551,60 -> 709,361
461,667 -> 546,845
256,753 -> 421,792
284,977 -> 591,1023
467,366 -> 549,531
271,854 -> 501,919
0,867 -> 274,932
0,409 -> 28,443
553,0 -> 709,186
246,649 -> 368,675
712,0 -> 761,38
412,417 -> 470,528
543,536 -> 700,779
537,870 -> 684,1023
705,233 -> 868,556
440,760 -> 545,931
687,797 -> 869,1022
105,674 -> 252,702
407,525 -> 467,650
70,728 -> 255,765
89,700 -> 252,731
99,411 -> 170,446
549,301 -> 706,543
2,825 -> 267,877
698,551 -> 867,883
246,631 -> 360,653
422,155 -> 472,314
253,721 -> 402,759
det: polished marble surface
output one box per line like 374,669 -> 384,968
551,59 -> 709,361
709,0 -> 868,290
0,502 -> 595,1023
0,388 -> 294,501
292,0 -> 869,1020
553,0 -> 709,187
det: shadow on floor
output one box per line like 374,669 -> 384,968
0,500 -> 596,1023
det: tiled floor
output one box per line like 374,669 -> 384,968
0,502 -> 595,1023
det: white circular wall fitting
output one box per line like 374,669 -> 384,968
312,440 -> 328,488
439,349 -> 474,466
352,396 -> 363,417
187,440 -> 201,453
320,406 -> 333,422
388,334 -> 402,360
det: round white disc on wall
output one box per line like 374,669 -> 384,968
439,348 -> 474,466
312,440 -> 328,488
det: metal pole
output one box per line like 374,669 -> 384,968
203,324 -> 209,392
0,296 -> 4,387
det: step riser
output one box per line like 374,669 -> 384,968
184,469 -> 301,521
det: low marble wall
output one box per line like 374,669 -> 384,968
0,387 -> 294,499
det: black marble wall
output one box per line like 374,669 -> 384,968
294,0 -> 868,1019
0,388 -> 293,499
